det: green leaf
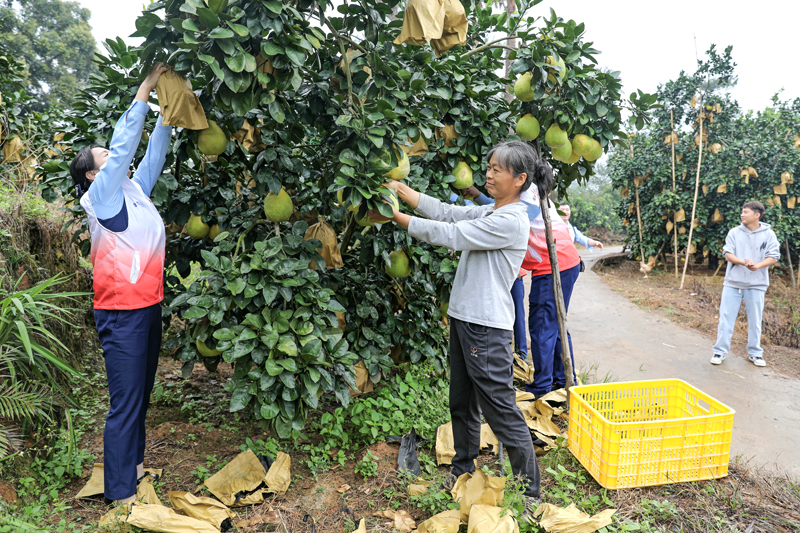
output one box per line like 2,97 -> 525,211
260,402 -> 280,419
264,0 -> 282,14
277,334 -> 298,357
230,388 -> 252,412
196,7 -> 219,29
200,250 -> 220,269
227,278 -> 246,295
262,42 -> 284,56
182,19 -> 200,32
269,100 -> 285,123
229,22 -> 250,37
284,47 -> 305,67
225,53 -> 245,73
209,27 -> 234,39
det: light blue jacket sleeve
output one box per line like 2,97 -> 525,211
474,193 -> 494,206
87,99 -> 149,219
448,192 -> 476,206
572,224 -> 593,250
417,193 -> 492,223
132,114 -> 173,197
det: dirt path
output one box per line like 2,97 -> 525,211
524,246 -> 800,478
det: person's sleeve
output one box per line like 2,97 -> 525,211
132,114 -> 173,197
520,189 -> 542,222
474,193 -> 494,206
765,231 -> 781,261
408,210 -> 521,251
88,100 -> 149,219
415,193 -> 491,222
573,226 -> 592,249
722,229 -> 736,257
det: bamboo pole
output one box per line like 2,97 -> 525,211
671,110 -> 678,278
680,97 -> 704,290
539,194 -> 575,395
786,240 -> 796,289
635,185 -> 645,264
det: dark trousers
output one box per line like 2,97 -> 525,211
94,303 -> 162,500
449,317 -> 540,497
527,264 -> 579,396
511,276 -> 528,357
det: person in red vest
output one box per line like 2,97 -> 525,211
69,63 -> 171,504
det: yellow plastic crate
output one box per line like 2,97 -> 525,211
567,379 -> 735,489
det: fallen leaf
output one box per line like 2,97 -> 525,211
337,484 -> 351,493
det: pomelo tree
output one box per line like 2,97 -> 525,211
38,0 -> 655,437
608,46 -> 800,271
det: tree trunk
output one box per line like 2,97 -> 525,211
539,194 -> 576,397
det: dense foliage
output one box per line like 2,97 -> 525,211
562,170 -> 622,234
35,0 -> 654,437
609,46 -> 800,263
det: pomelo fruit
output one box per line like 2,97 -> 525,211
198,121 -> 228,156
186,214 -> 210,239
208,224 -> 221,241
544,123 -> 568,148
551,141 -> 573,162
196,339 -> 222,358
337,189 -> 360,211
385,249 -> 411,278
516,114 -> 540,141
513,72 -> 535,102
546,55 -> 566,84
452,161 -> 473,189
583,139 -> 603,161
571,134 -> 593,157
564,150 -> 581,165
386,145 -> 410,181
263,188 -> 293,222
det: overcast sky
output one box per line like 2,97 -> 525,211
77,0 -> 799,113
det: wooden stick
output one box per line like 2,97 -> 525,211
680,97 -> 704,290
786,240 -> 796,289
539,194 -> 575,395
635,185 -> 645,264
671,109 -> 678,278
714,260 -> 724,277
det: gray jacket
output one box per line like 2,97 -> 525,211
722,222 -> 780,291
408,194 -> 528,330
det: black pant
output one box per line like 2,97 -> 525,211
449,317 -> 541,497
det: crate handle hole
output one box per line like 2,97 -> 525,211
698,400 -> 710,412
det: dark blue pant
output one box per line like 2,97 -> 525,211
94,303 -> 162,500
526,264 -> 579,396
510,276 -> 527,357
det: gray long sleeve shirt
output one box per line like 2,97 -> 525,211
408,193 -> 529,330
722,222 -> 780,291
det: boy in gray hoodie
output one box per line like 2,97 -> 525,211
711,201 -> 780,367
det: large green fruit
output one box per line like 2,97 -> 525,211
386,145 -> 410,181
544,124 -> 568,148
263,188 -> 293,222
385,249 -> 411,278
196,339 -> 222,358
564,150 -> 581,165
197,121 -> 228,156
571,134 -> 593,157
551,141 -> 573,162
516,114 -> 540,141
584,138 -> 603,161
452,161 -> 473,189
186,214 -> 210,239
546,55 -> 566,84
513,72 -> 535,102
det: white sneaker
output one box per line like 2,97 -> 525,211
749,355 -> 766,367
710,353 -> 725,365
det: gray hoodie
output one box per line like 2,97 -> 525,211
722,222 -> 780,291
408,193 -> 528,330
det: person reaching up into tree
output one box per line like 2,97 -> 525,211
710,201 -> 780,368
69,62 -> 171,505
370,141 -> 552,515
559,202 -> 603,250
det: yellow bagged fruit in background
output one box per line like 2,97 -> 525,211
513,72 -> 535,102
155,69 -> 209,130
186,214 -> 210,239
304,217 -> 344,269
515,114 -> 540,141
198,121 -> 228,156
263,188 -> 293,222
386,249 -> 411,278
452,161 -> 473,189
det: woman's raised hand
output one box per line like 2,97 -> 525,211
136,62 -> 169,103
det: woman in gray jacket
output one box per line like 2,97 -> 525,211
372,141 -> 552,513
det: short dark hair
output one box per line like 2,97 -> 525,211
69,145 -> 101,196
486,141 -> 553,199
742,201 -> 764,219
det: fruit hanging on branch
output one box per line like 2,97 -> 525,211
451,161 -> 473,189
516,114 -> 540,141
385,249 -> 411,279
263,188 -> 293,222
197,121 -> 228,156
